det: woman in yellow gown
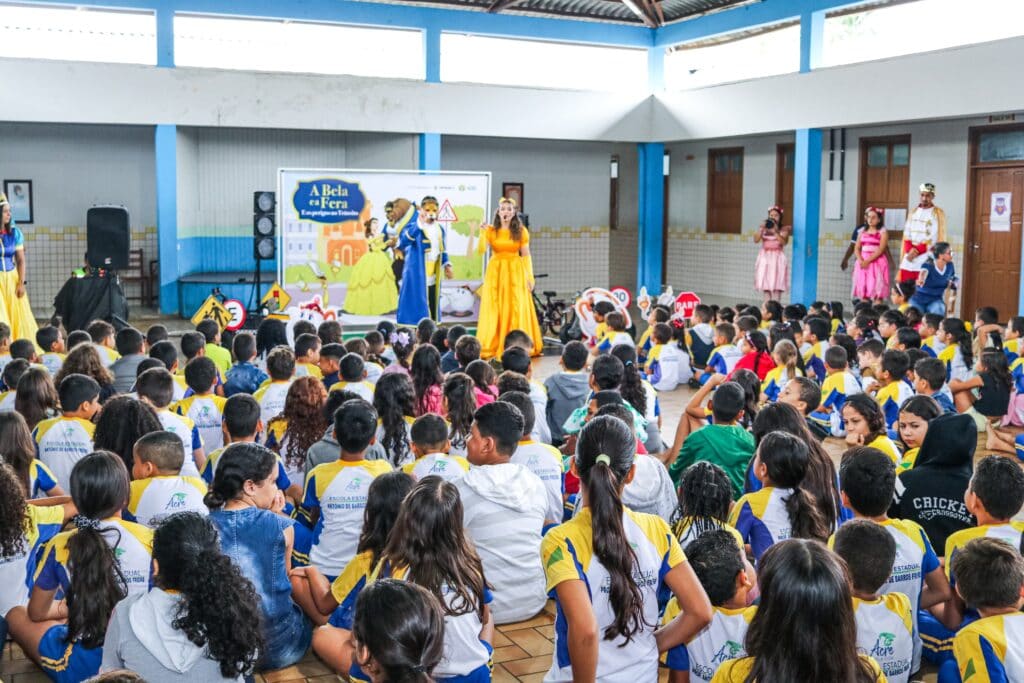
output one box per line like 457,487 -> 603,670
344,218 -> 399,316
476,198 -> 542,358
0,195 -> 38,342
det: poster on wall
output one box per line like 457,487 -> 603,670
990,192 -> 1012,232
277,169 -> 491,328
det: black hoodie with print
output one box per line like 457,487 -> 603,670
889,413 -> 976,554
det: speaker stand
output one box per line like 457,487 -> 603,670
105,269 -> 130,329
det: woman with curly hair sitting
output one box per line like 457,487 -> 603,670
101,511 -> 264,681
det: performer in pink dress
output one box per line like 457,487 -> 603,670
851,206 -> 890,304
754,206 -> 790,302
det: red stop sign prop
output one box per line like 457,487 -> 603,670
674,291 -> 701,318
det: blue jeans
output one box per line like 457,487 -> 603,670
910,295 -> 947,316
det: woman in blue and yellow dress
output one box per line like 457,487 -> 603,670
476,197 -> 542,358
0,194 -> 38,342
343,218 -> 399,316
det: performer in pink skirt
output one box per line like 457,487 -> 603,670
851,206 -> 890,304
754,206 -> 790,302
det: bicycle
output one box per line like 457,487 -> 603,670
531,275 -> 575,347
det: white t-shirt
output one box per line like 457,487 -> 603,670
254,380 -> 293,428
528,380 -> 552,444
510,440 -> 564,525
853,594 -> 914,683
662,603 -> 754,681
401,453 -> 470,483
126,476 -> 209,529
156,410 -> 202,478
33,416 -> 95,490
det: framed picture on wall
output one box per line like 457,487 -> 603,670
2,180 -> 33,224
502,182 -> 524,212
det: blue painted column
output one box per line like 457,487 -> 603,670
799,10 -> 824,73
419,25 -> 442,172
637,143 -> 665,294
155,124 -> 179,314
791,128 -> 822,304
418,134 -> 442,172
647,46 -> 665,91
156,7 -> 174,68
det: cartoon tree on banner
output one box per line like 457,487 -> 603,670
449,205 -> 485,257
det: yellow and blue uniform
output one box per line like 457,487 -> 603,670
93,343 -> 121,368
33,416 -> 95,491
700,344 -> 743,384
202,444 -> 293,492
173,393 -> 227,453
295,361 -> 323,379
0,388 -> 15,411
254,379 -> 293,427
124,475 -> 208,528
39,351 -> 65,376
822,370 -> 863,414
1004,337 -> 1021,364
876,379 -> 915,432
156,409 -> 202,477
729,486 -> 798,563
953,613 -> 1024,683
662,601 -> 755,681
867,435 -> 903,466
511,439 -> 564,525
761,365 -> 801,403
542,507 -> 686,681
921,335 -> 944,358
939,345 -> 972,384
0,504 -> 64,617
401,452 -> 470,482
34,518 -> 153,683
28,459 -> 59,499
326,549 -> 377,629
712,655 -> 885,682
590,321 -> 608,349
597,331 -> 635,354
329,380 -> 375,401
898,447 -> 920,471
302,459 -> 393,578
853,593 -> 914,683
803,340 -> 830,382
637,326 -> 654,364
944,523 -> 1024,591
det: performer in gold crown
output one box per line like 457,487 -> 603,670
395,196 -> 451,324
899,182 -> 946,282
476,196 -> 542,358
0,194 -> 37,341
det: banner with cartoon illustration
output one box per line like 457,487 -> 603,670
277,169 -> 491,327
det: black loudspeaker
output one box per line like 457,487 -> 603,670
254,191 -> 276,260
86,206 -> 130,270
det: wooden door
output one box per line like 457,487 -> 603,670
707,148 -> 743,233
776,143 -> 794,223
963,166 -> 1024,317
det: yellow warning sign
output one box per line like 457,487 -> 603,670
261,282 -> 291,313
191,295 -> 232,329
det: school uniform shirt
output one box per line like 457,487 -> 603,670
822,370 -> 863,414
898,447 -> 920,471
637,327 -> 654,363
326,550 -> 376,630
867,434 -> 903,466
124,475 -> 209,528
0,352 -> 12,376
528,380 -> 553,444
939,345 -> 972,384
703,344 -> 744,379
294,361 -> 323,380
33,416 -> 95,490
400,452 -> 470,482
876,380 -> 915,431
803,340 -> 830,383
170,374 -> 187,402
944,522 -> 1024,590
853,593 -> 914,683
202,445 -> 294,493
302,459 -> 393,576
0,389 -> 15,412
662,602 -> 756,682
729,487 -> 797,562
510,440 -> 564,524
329,380 -> 375,402
39,352 -> 65,376
761,365 -> 801,403
542,507 -> 686,682
0,504 -> 64,616
173,394 -> 227,453
254,379 -> 293,428
953,613 -> 1024,683
921,335 -> 945,359
675,518 -> 745,550
456,462 -> 548,624
28,460 -> 59,498
94,343 -> 121,368
156,409 -> 203,477
596,331 -> 635,353
712,655 -> 886,682
1004,337 -> 1021,364
364,361 -> 384,385
647,343 -> 693,392
35,517 -> 154,596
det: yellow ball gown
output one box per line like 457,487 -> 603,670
476,225 -> 542,359
343,235 -> 399,316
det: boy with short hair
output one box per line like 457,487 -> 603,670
294,333 -> 323,379
498,391 -> 563,525
302,399 -> 392,579
543,340 -> 590,446
125,431 -> 208,528
146,324 -> 169,347
857,338 -> 886,393
801,317 -> 831,382
440,324 -> 467,374
457,401 -> 547,624
949,537 -> 1024,682
34,374 -> 101,489
821,345 -> 863,416
914,358 -> 956,413
66,330 -> 91,348
669,381 -> 755,497
646,322 -> 691,392
779,376 -> 830,440
255,346 -> 296,426
501,346 -> 551,444
875,349 -> 914,432
920,314 -> 945,358
838,447 -> 953,671
110,326 -> 147,393
0,322 -> 15,375
317,343 -> 344,391
35,325 -> 65,376
148,339 -> 187,401
401,413 -> 469,482
587,302 -> 616,352
594,311 -> 634,354
143,366 -> 209,474
699,323 -> 743,383
662,529 -> 756,683
174,357 -> 227,454
86,319 -> 120,367
317,319 -> 343,346
687,305 -> 716,370
9,339 -> 38,366
893,327 -> 922,351
637,305 -> 670,365
224,331 -> 268,396
0,359 -> 28,410
196,319 -> 231,374
454,334 -> 482,372
329,353 -> 374,401
833,519 -> 915,683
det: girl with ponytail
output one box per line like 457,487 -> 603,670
761,338 -> 802,403
939,317 -> 977,412
102,512 -> 264,680
206,443 -> 312,671
729,431 -> 830,563
542,415 -> 711,681
731,330 -> 776,382
351,579 -> 445,683
9,451 -> 151,683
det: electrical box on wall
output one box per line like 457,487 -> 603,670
824,180 -> 844,220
